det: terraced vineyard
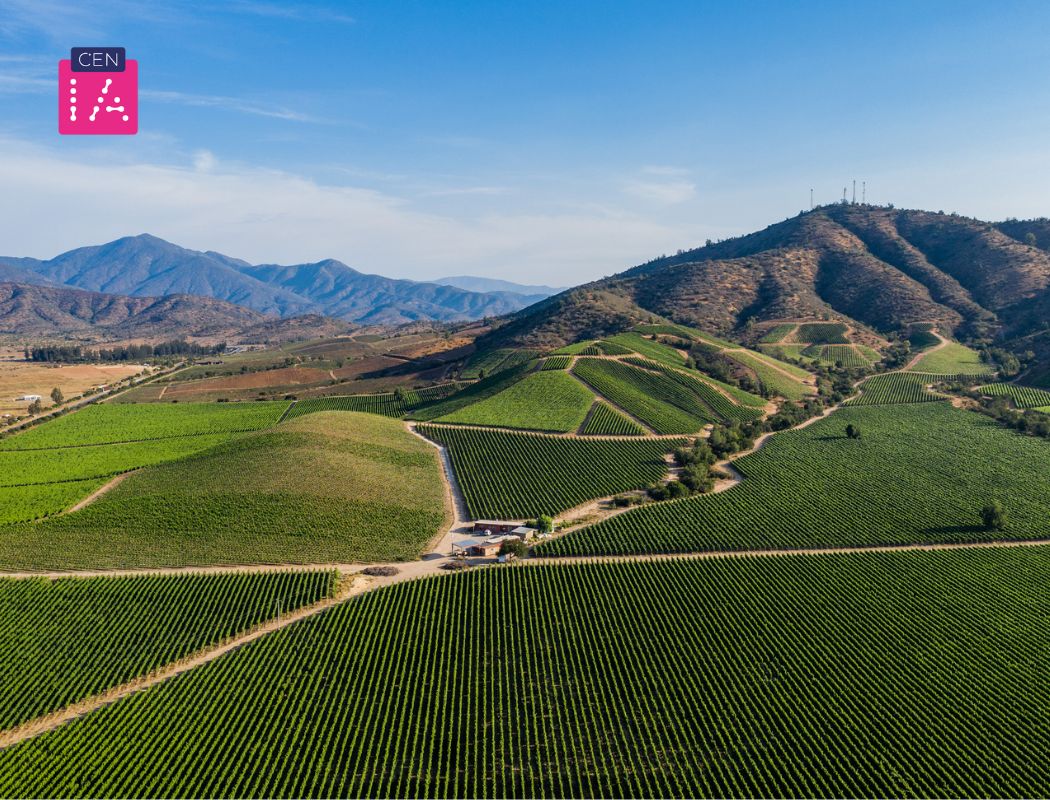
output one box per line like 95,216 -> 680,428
0,412 -> 446,569
538,403 -> 1050,555
580,401 -> 645,436
418,424 -> 679,518
410,362 -> 536,421
572,358 -> 711,434
802,344 -> 873,368
0,402 -> 289,450
759,323 -> 796,343
603,333 -> 685,366
847,373 -> 944,405
6,552 -> 1050,797
460,349 -> 539,379
435,371 -> 593,433
0,570 -> 333,731
977,383 -> 1050,408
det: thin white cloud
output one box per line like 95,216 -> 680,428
0,137 -> 698,286
422,186 -> 511,197
141,89 -> 321,122
224,1 -> 355,24
623,178 -> 697,204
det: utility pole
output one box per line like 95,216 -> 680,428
862,181 -> 866,204
810,188 -> 813,211
852,180 -> 856,204
842,187 -> 847,204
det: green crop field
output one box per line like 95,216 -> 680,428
281,385 -> 461,421
723,350 -> 813,401
410,362 -> 535,421
0,570 -> 332,731
786,322 -> 850,344
802,344 -> 872,368
538,403 -> 1050,555
580,401 -> 645,435
621,358 -> 766,422
848,373 -> 944,405
758,344 -> 813,363
0,412 -> 446,569
0,480 -> 107,525
539,355 -> 572,370
460,349 -> 537,379
977,383 -> 1050,408
0,402 -> 289,450
418,425 -> 679,518
908,342 -> 994,375
572,358 -> 711,434
759,323 -> 796,343
604,333 -> 686,366
550,341 -> 597,355
435,371 -> 593,433
595,340 -> 632,355
6,552 -> 1050,797
908,329 -> 941,351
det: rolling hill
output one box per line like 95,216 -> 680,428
1,235 -> 548,325
483,205 -> 1050,349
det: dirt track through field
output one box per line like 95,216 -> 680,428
902,329 -> 949,371
61,471 -> 135,515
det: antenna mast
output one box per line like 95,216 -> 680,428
862,181 -> 866,204
842,187 -> 847,204
852,180 -> 856,204
810,188 -> 814,211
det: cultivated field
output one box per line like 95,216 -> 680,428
0,570 -> 332,730
4,552 -> 1050,797
908,341 -> 994,375
435,371 -> 594,433
418,425 -> 680,518
0,412 -> 446,569
538,403 -> 1050,555
0,350 -> 144,417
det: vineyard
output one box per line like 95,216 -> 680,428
434,371 -> 594,433
0,570 -> 332,731
785,322 -> 850,344
5,552 -> 1050,797
759,323 -> 796,343
908,341 -> 994,375
0,402 -> 289,450
461,349 -> 540,379
603,333 -> 686,367
801,344 -> 873,368
418,424 -> 680,518
0,480 -> 106,525
539,355 -> 572,370
537,403 -> 1050,555
410,362 -> 535,421
621,358 -> 766,422
977,383 -> 1050,408
580,401 -> 645,436
282,385 -> 461,421
723,350 -> 813,401
847,373 -> 944,405
0,412 -> 447,569
572,358 -> 710,434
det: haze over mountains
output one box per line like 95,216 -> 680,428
486,206 -> 1050,348
0,235 -> 557,326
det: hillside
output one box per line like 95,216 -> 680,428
484,206 -> 1050,349
3,235 -> 548,325
0,281 -> 272,339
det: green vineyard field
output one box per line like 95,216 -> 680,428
723,350 -> 812,401
410,363 -> 535,421
0,413 -> 446,569
537,403 -> 1050,555
418,424 -> 679,518
977,383 -> 1050,408
786,322 -> 849,344
621,358 -> 766,422
0,570 -> 332,731
539,355 -> 572,370
908,342 -> 994,376
847,373 -> 943,405
435,371 -> 593,433
0,402 -> 289,451
572,358 -> 710,434
580,401 -> 645,435
603,333 -> 686,367
0,480 -> 107,525
4,553 -> 1050,797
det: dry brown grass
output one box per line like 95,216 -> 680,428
0,349 -> 144,416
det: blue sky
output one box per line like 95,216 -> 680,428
1,0 -> 1049,284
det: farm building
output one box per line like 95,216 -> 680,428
472,520 -> 519,534
14,395 -> 41,402
463,534 -> 527,558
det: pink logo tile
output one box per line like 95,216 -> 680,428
58,60 -> 138,135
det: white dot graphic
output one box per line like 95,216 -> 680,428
97,96 -> 103,103
114,97 -> 120,103
70,97 -> 76,104
122,115 -> 129,121
69,78 -> 76,85
70,88 -> 76,95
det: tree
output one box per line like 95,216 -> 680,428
50,387 -> 64,405
981,501 -> 1006,531
27,399 -> 42,415
1025,231 -> 1038,247
845,424 -> 861,440
534,514 -> 554,534
498,539 -> 528,559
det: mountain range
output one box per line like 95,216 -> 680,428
0,235 -> 557,326
485,205 -> 1050,348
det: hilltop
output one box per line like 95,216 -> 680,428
484,205 -> 1050,349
